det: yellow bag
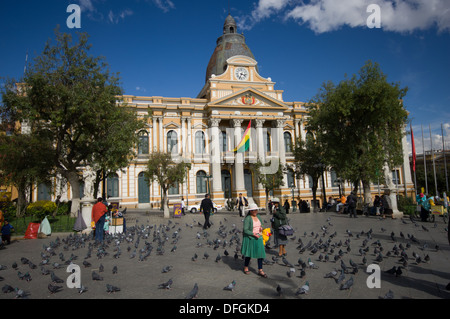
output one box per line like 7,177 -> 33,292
262,228 -> 272,246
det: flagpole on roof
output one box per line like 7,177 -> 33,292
430,124 -> 438,197
442,123 -> 449,192
422,124 -> 428,194
410,123 -> 417,197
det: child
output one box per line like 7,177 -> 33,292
1,219 -> 15,245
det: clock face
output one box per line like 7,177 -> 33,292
235,67 -> 249,81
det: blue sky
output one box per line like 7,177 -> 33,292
1,0 -> 449,154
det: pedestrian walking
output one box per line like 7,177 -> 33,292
284,199 -> 290,214
92,197 -> 107,243
271,198 -> 288,256
347,191 -> 358,218
241,203 -> 267,278
200,194 -> 214,229
236,193 -> 248,217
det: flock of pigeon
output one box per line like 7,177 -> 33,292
0,212 -> 447,299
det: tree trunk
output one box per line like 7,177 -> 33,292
66,171 -> 81,217
162,189 -> 170,219
312,183 -> 318,213
16,184 -> 28,218
362,179 -> 372,205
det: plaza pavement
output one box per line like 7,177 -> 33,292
1,208 -> 450,303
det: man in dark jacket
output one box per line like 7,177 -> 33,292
347,191 -> 358,218
200,194 -> 214,229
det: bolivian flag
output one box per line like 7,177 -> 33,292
233,121 -> 251,153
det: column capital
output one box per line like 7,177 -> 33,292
232,118 -> 244,128
276,119 -> 287,128
209,118 -> 221,127
255,119 -> 265,128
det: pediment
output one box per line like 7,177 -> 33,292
207,87 -> 288,110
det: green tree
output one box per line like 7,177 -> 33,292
291,136 -> 325,212
306,61 -> 408,204
251,159 -> 285,212
0,132 -> 54,217
1,28 -> 146,216
144,152 -> 191,218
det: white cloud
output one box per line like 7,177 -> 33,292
108,9 -> 133,24
152,0 -> 175,13
239,0 -> 450,34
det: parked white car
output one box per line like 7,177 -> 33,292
187,201 -> 223,214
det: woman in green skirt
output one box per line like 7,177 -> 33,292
241,203 -> 267,278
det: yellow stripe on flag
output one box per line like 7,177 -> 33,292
233,121 -> 251,153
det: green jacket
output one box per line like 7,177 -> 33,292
272,206 -> 287,229
243,214 -> 264,238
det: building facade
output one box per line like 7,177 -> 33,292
31,15 -> 415,210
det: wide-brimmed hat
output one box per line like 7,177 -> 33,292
271,198 -> 280,203
246,203 -> 259,211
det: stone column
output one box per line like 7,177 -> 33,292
256,119 -> 265,163
233,119 -> 246,197
294,119 -> 300,141
152,117 -> 157,151
158,117 -> 164,152
181,117 -> 187,155
187,117 -> 192,156
210,118 -> 223,203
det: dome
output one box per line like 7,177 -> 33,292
205,15 -> 258,83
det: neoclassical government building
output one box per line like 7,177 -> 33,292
34,15 -> 415,210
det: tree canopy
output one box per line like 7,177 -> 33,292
305,61 -> 409,203
1,28 -> 147,216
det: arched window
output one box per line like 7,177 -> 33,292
196,170 -> 207,194
167,130 -> 178,153
284,132 -> 293,153
330,170 -> 339,187
195,131 -> 206,154
138,131 -> 149,155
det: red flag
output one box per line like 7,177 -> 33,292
411,123 -> 416,172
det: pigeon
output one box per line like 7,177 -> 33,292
92,271 -> 103,281
192,253 -> 198,261
162,265 -> 172,273
276,284 -> 283,297
307,258 -> 318,269
282,257 -> 294,268
215,253 -> 222,262
382,289 -> 394,299
295,281 -> 310,295
158,279 -> 173,290
324,270 -> 338,279
203,252 -> 209,260
112,265 -> 118,274
185,283 -> 198,299
2,284 -> 14,293
82,260 -> 91,268
340,277 -> 354,290
78,284 -> 88,294
422,225 -> 429,232
106,284 -> 120,294
48,284 -> 63,294
223,280 -> 237,291
14,288 -> 29,299
336,270 -> 345,284
99,264 -> 104,272
386,266 -> 397,275
287,268 -> 296,278
50,272 -> 64,284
